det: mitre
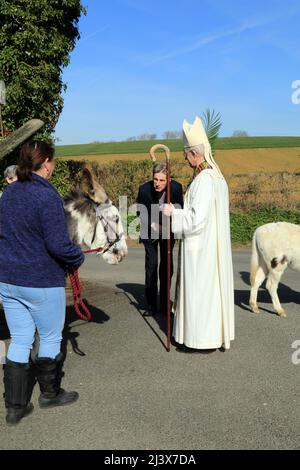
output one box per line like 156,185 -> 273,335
182,116 -> 210,150
182,115 -> 223,177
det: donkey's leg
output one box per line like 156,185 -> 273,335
250,266 -> 267,314
266,269 -> 286,317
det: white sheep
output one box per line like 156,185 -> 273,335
249,222 -> 300,317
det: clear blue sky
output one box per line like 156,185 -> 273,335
55,0 -> 300,145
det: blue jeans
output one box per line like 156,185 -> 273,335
0,283 -> 66,363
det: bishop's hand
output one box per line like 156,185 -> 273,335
161,203 -> 174,216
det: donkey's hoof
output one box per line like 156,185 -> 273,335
278,310 -> 287,318
250,304 -> 260,314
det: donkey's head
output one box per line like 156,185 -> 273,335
64,167 -> 127,265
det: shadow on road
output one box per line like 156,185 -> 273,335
236,271 -> 300,315
116,282 -> 173,351
115,282 -> 147,312
240,271 -> 251,286
0,300 -> 110,358
235,289 -> 276,315
62,300 -> 110,357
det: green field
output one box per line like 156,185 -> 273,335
55,136 -> 300,157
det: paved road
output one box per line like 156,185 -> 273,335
0,248 -> 300,450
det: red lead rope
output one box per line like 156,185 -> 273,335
68,248 -> 104,321
68,269 -> 91,322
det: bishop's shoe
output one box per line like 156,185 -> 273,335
175,344 -> 216,354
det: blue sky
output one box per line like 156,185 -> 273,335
55,0 -> 300,144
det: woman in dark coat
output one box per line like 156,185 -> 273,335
0,141 -> 84,425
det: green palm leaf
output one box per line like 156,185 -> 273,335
202,108 -> 222,154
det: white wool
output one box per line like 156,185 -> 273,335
249,221 -> 300,317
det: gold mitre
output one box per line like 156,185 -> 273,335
182,116 -> 210,150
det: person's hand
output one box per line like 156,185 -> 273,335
161,203 -> 174,216
67,264 -> 81,274
150,222 -> 160,233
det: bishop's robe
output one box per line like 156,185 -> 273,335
172,169 -> 235,350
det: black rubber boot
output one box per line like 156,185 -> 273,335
35,353 -> 78,408
3,359 -> 34,426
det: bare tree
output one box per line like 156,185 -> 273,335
232,130 -> 249,137
137,133 -> 157,140
163,131 -> 181,139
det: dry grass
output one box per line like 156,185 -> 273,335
58,147 -> 300,174
216,147 -> 300,174
228,173 -> 300,210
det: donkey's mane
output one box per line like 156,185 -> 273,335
64,189 -> 97,222
64,189 -> 88,204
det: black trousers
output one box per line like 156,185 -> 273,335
142,239 -> 175,314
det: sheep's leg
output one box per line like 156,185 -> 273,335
250,266 -> 267,314
266,270 -> 286,317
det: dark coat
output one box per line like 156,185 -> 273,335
0,173 -> 84,288
137,179 -> 184,241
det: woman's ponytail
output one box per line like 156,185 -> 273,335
17,141 -> 55,182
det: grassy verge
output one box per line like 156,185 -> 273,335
230,207 -> 300,244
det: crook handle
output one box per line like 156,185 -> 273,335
150,144 -> 171,162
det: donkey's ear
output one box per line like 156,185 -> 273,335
81,166 -> 108,204
81,167 -> 95,195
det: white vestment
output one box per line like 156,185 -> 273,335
172,169 -> 235,349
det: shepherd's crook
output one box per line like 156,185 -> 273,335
150,144 -> 171,352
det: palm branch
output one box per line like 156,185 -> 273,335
202,108 -> 222,154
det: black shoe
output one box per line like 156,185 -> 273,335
35,354 -> 78,409
6,403 -> 34,426
142,311 -> 158,317
142,311 -> 153,317
39,388 -> 79,408
143,305 -> 158,317
176,344 -> 216,354
3,359 -> 34,426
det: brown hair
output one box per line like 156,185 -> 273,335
17,141 -> 55,182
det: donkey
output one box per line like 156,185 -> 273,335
64,167 -> 127,264
249,222 -> 300,317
